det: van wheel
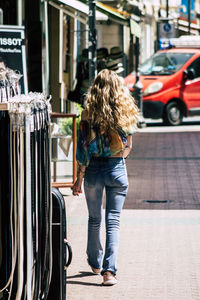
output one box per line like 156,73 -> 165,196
163,102 -> 183,126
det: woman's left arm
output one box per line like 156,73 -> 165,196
123,135 -> 133,158
72,109 -> 88,196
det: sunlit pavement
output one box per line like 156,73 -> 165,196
138,116 -> 200,132
63,117 -> 200,300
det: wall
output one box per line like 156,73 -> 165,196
141,21 -> 155,63
97,22 -> 123,52
0,197 -> 1,279
49,5 -> 60,112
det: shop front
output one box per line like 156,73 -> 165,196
47,0 -> 132,113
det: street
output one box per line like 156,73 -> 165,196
125,117 -> 200,209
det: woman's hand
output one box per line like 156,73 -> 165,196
72,176 -> 83,196
72,164 -> 86,196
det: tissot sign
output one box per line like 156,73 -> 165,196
0,25 -> 28,94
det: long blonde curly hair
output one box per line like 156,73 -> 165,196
85,69 -> 139,135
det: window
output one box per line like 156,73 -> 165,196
187,56 -> 200,79
140,52 -> 194,75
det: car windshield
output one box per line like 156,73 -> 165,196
139,52 -> 194,75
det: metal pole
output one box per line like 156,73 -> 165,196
17,0 -> 23,26
166,0 -> 169,18
88,0 -> 97,86
188,0 -> 191,34
0,8 -> 3,25
135,37 -> 140,84
133,37 -> 146,128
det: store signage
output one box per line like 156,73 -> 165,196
130,19 -> 141,38
158,21 -> 176,39
179,0 -> 196,23
0,25 -> 28,94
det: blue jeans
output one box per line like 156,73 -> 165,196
84,157 -> 128,275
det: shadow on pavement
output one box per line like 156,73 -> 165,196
67,271 -> 103,286
67,280 -> 102,286
67,271 -> 99,279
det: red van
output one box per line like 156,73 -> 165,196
124,36 -> 200,125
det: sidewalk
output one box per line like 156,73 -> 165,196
63,188 -> 200,300
62,119 -> 200,300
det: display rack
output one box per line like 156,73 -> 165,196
0,93 -> 53,300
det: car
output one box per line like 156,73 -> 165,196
124,36 -> 200,125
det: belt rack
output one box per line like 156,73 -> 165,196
0,93 -> 53,300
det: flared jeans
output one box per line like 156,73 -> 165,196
84,157 -> 128,275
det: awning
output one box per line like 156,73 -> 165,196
178,19 -> 200,30
49,0 -> 131,26
96,2 -> 129,25
49,0 -> 108,23
176,19 -> 200,35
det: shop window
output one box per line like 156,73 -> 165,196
0,0 -> 17,25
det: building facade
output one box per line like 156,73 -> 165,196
1,0 -> 200,113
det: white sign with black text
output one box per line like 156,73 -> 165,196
0,25 -> 28,94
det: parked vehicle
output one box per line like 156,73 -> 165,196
124,36 -> 200,125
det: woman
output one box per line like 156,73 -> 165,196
72,69 -> 138,285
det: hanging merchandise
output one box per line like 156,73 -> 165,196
0,62 -> 73,299
0,92 -> 53,300
0,66 -> 22,103
0,64 -> 20,298
0,110 -> 10,300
